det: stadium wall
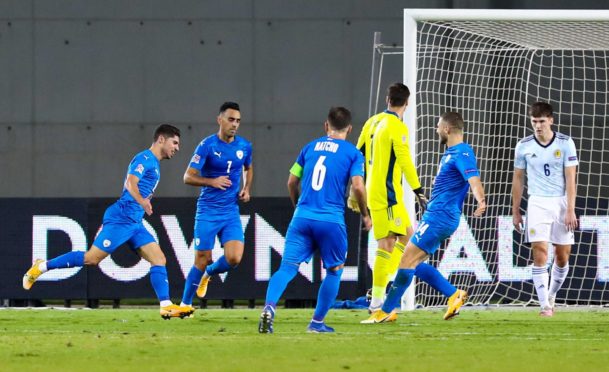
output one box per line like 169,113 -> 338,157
1,0 -> 607,198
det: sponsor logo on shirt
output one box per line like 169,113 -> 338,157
103,239 -> 112,248
192,154 -> 201,164
135,164 -> 144,174
214,151 -> 222,158
236,150 -> 244,159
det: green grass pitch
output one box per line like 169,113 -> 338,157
1,307 -> 608,371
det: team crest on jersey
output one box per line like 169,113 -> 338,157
529,228 -> 536,236
191,154 -> 201,164
395,217 -> 402,226
554,150 -> 561,159
401,135 -> 407,144
236,150 -> 244,159
135,164 -> 144,174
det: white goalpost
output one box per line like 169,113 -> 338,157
366,9 -> 609,309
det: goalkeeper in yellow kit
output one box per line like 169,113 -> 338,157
352,83 -> 463,321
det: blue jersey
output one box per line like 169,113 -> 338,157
427,143 -> 480,222
111,149 -> 160,223
290,136 -> 365,225
189,134 -> 253,218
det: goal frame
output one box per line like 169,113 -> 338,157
403,8 -> 609,159
400,9 -> 609,309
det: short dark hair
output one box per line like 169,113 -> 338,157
528,101 -> 553,118
387,83 -> 410,107
219,101 -> 240,113
154,124 -> 181,141
327,106 -> 352,131
440,112 -> 464,130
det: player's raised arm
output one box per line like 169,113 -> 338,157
467,176 -> 486,217
511,167 -> 525,232
124,174 -> 153,215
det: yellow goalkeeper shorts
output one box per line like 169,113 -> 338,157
370,204 -> 412,241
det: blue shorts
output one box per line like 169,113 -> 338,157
194,210 -> 244,251
282,217 -> 347,269
410,212 -> 459,255
92,203 -> 156,253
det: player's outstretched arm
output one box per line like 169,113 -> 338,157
350,175 -> 372,231
467,176 -> 486,217
511,168 -> 525,232
239,164 -> 253,202
125,174 -> 153,215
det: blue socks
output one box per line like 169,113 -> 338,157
149,265 -> 170,301
205,256 -> 235,276
415,262 -> 457,298
181,266 -> 204,305
312,268 -> 343,322
381,268 -> 415,313
46,251 -> 85,270
265,263 -> 299,309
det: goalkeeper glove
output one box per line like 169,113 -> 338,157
347,187 -> 361,213
413,187 -> 428,213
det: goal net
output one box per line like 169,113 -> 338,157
368,9 -> 609,308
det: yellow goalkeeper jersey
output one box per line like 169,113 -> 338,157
356,110 -> 421,210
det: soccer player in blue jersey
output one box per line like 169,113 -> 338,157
179,102 -> 253,312
512,102 -> 578,317
258,107 -> 371,334
364,112 -> 486,323
22,124 -> 193,319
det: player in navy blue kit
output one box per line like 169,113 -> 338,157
258,107 -> 371,334
365,112 -> 487,323
23,124 -> 193,319
179,102 -> 253,312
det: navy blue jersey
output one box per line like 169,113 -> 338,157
427,143 -> 480,221
114,149 -> 160,222
189,134 -> 253,218
290,136 -> 365,225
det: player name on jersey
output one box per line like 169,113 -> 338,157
314,141 -> 339,153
